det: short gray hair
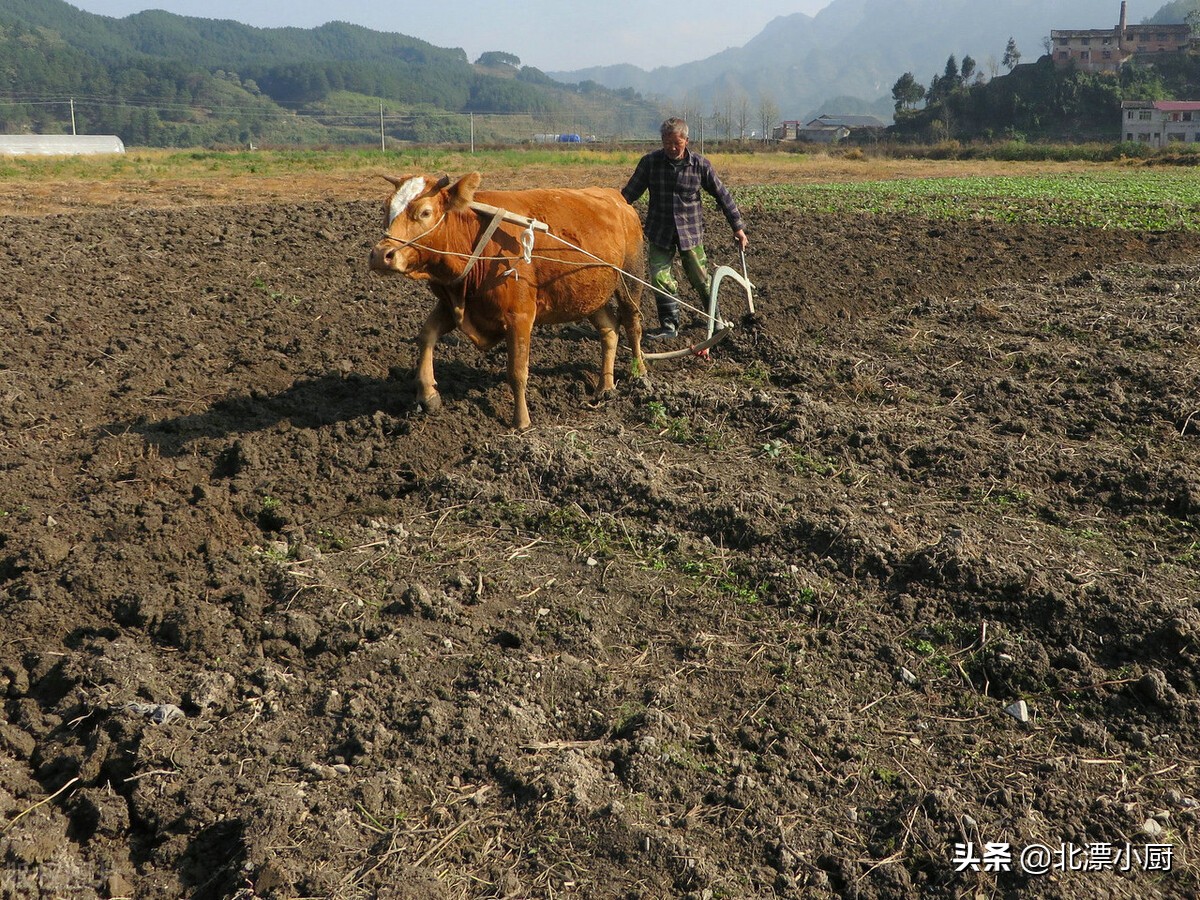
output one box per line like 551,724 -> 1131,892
660,117 -> 689,140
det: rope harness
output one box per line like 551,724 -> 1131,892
448,208 -> 515,285
384,202 -> 542,285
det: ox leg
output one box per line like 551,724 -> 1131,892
413,300 -> 457,413
588,306 -> 620,399
614,281 -> 646,381
506,315 -> 535,430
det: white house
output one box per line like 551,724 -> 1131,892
1120,101 -> 1200,145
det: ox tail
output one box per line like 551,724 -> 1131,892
619,239 -> 645,312
616,239 -> 646,372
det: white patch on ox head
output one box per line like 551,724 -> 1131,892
388,176 -> 428,226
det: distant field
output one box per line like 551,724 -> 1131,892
1,147 -> 1196,230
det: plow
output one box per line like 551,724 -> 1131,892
641,247 -> 756,362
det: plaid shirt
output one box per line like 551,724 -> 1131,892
621,148 -> 744,251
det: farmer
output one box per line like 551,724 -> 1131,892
621,116 -> 749,340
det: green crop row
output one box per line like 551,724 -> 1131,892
740,171 -> 1200,232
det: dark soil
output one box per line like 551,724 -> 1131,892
2,189 -> 1200,900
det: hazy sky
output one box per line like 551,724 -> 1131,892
67,1 -> 833,71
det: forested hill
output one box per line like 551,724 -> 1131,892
0,0 -> 664,147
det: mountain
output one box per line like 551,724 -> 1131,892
0,0 -> 665,146
1146,0 -> 1200,23
549,0 -> 1140,121
4,0 -> 1190,147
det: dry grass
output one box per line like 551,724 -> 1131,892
0,148 -> 1120,217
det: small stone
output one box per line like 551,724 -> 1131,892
1004,700 -> 1030,723
897,666 -> 918,687
1141,817 -> 1165,839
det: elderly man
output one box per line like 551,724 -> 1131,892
621,117 -> 749,339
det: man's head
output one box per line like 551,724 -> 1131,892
660,117 -> 689,160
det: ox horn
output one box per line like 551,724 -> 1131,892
434,174 -> 451,191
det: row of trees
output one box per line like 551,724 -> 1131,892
892,39 -> 1022,114
678,92 -> 782,143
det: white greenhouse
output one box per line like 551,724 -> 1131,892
0,135 -> 126,156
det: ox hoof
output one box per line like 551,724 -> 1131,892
415,393 -> 443,414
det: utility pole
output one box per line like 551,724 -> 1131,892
470,112 -> 475,153
70,98 -> 77,135
379,102 -> 385,152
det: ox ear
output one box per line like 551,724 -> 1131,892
446,172 -> 483,212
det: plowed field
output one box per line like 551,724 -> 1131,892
2,161 -> 1200,899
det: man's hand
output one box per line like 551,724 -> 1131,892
734,229 -> 749,251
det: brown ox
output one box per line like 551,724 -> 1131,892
368,172 -> 646,429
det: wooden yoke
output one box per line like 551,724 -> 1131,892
467,201 -> 550,233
